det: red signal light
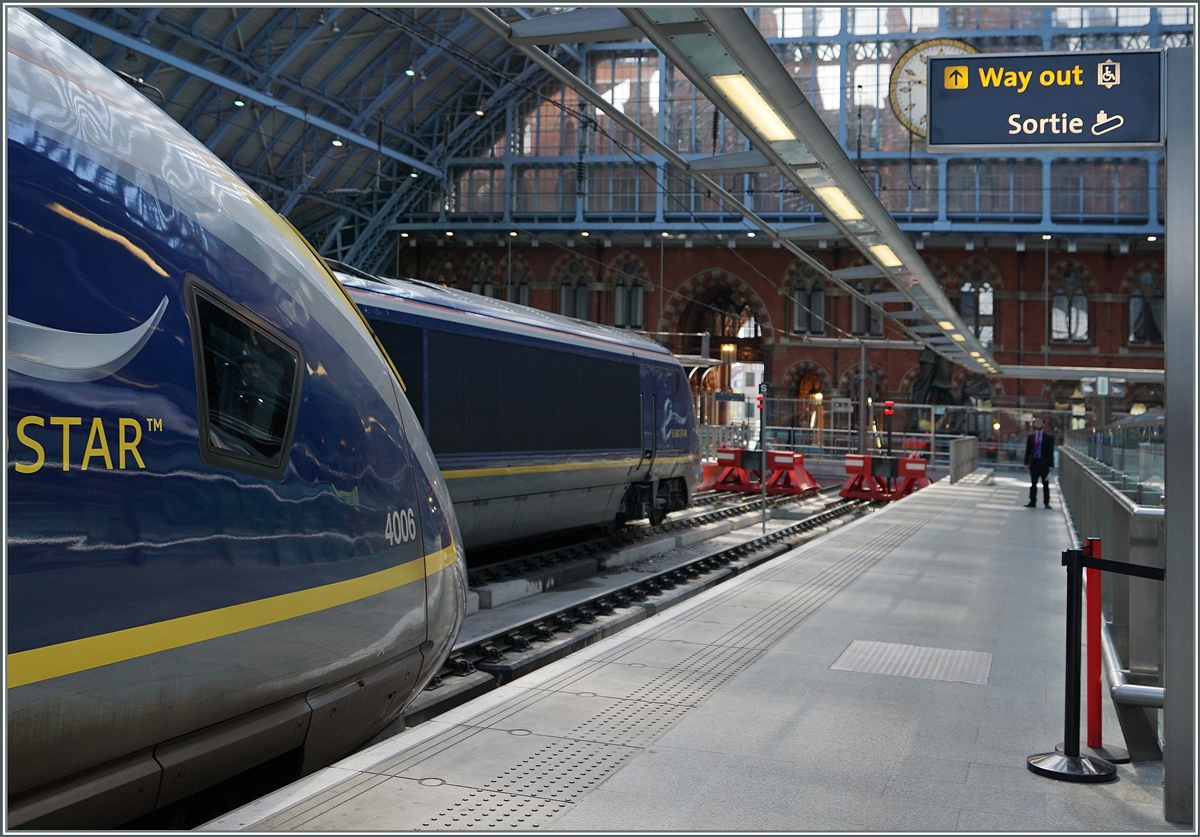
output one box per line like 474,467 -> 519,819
884,400 -> 894,417
756,395 -> 764,411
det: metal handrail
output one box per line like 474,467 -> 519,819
1059,491 -> 1165,712
1060,447 -> 1165,520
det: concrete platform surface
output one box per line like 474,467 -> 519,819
203,476 -> 1178,832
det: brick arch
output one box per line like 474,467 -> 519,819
602,250 -> 652,287
920,254 -> 951,287
1118,258 -> 1164,293
496,250 -> 535,285
781,258 -> 824,292
951,369 -> 1006,399
839,362 -> 889,396
782,360 -> 832,395
836,254 -> 889,295
1049,257 -> 1098,293
898,364 -> 922,396
423,251 -> 495,289
951,255 -> 1004,291
660,267 -> 775,344
549,251 -> 595,287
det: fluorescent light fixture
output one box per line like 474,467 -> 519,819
951,333 -> 966,342
509,231 -> 518,237
331,139 -> 343,147
938,321 -> 954,329
581,231 -> 590,237
969,351 -> 981,357
747,232 -> 756,238
405,69 -> 416,77
1042,234 -> 1052,240
869,243 -> 902,267
445,231 -> 454,237
661,231 -> 670,238
711,74 -> 795,141
400,232 -> 409,238
233,99 -> 245,107
410,172 -> 419,178
475,109 -> 485,116
813,186 -> 863,222
1147,235 -> 1158,242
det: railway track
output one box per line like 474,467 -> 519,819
403,494 -> 875,728
466,486 -> 840,587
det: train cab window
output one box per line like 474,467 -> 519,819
189,280 -> 302,479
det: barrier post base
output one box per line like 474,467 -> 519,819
1027,751 -> 1117,783
1056,742 -> 1131,764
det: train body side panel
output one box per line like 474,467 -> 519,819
5,57 -> 436,799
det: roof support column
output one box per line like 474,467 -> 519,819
1162,45 -> 1194,828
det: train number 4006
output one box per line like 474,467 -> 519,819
385,508 -> 418,545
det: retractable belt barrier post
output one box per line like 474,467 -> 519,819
1028,538 -> 1165,783
1079,541 -> 1130,764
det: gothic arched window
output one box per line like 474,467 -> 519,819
792,284 -> 825,334
1128,270 -> 1163,344
1052,289 -> 1089,341
613,261 -> 644,328
960,281 -> 995,348
560,260 -> 590,319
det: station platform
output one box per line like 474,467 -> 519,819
204,475 -> 1175,832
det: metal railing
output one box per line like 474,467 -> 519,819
1058,446 -> 1166,755
695,399 -> 1090,472
699,425 -> 751,459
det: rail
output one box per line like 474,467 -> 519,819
1058,447 -> 1166,759
1060,447 -> 1166,519
428,498 -> 872,705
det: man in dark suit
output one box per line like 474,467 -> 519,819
1024,417 -> 1055,508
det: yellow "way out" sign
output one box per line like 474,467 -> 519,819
927,50 -> 1163,149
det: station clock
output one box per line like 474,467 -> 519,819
889,38 -> 978,137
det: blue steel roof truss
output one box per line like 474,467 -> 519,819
33,7 -> 1191,257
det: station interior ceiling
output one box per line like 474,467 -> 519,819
36,6 -> 1191,384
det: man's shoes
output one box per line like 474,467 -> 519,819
1025,501 -> 1037,508
1044,503 -> 1053,509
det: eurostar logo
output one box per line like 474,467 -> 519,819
7,298 -> 169,382
660,398 -> 689,442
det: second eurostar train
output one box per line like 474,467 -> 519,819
332,265 -> 703,558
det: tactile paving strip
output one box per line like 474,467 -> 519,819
420,790 -> 568,830
831,639 -> 993,685
475,738 -> 638,801
568,699 -> 694,747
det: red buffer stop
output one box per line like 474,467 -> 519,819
840,453 -> 931,501
702,447 -> 820,496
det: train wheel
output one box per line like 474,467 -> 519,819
649,506 -> 666,527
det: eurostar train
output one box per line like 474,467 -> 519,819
6,10 -> 467,828
330,265 -> 703,558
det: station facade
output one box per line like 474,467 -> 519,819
401,237 -> 1166,414
377,6 -> 1190,421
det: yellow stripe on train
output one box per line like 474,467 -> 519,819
7,543 -> 458,689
